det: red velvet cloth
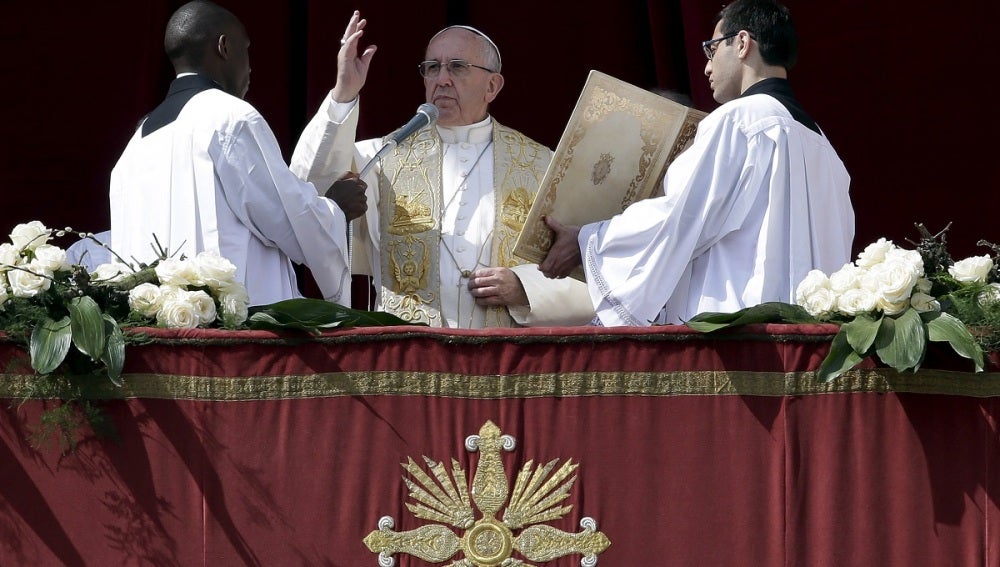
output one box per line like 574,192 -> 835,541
1,326 -> 998,566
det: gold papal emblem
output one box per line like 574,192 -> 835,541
590,153 -> 614,186
363,421 -> 611,566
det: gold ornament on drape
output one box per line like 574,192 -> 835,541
364,420 -> 611,566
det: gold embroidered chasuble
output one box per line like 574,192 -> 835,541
377,122 -> 551,327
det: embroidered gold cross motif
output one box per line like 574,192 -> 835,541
363,420 -> 611,566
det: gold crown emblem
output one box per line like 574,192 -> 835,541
364,420 -> 611,566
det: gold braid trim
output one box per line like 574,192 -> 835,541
4,368 -> 1000,401
487,123 -> 552,327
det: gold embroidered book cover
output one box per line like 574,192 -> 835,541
513,70 -> 707,280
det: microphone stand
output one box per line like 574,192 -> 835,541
357,139 -> 397,179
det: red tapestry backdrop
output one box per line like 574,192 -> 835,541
2,1 -> 998,259
1,324 -> 999,565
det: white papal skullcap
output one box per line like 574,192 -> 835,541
429,25 -> 502,72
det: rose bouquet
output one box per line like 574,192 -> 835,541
0,221 -> 250,385
687,224 -> 996,381
1,220 -> 414,450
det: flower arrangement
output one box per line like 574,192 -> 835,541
0,221 -> 246,449
1,220 -> 415,450
0,221 -> 250,384
687,223 -> 998,381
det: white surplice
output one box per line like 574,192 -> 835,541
109,88 -> 352,307
580,92 -> 854,326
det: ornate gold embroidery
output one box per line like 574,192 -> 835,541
493,126 -> 550,277
388,235 -> 431,295
6,368 -> 997,401
389,193 -> 434,236
379,129 -> 443,324
363,421 -> 611,566
500,187 -> 533,233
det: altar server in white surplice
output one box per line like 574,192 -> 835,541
292,12 -> 595,328
540,0 -> 854,326
109,1 -> 367,307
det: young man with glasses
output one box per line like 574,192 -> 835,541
539,0 -> 854,327
292,12 -> 594,328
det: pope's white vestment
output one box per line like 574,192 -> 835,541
292,94 -> 595,328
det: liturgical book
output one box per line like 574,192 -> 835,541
513,70 -> 707,280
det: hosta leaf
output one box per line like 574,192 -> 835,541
100,315 -> 126,386
924,311 -> 985,372
816,329 -> 866,382
874,308 -> 925,372
30,317 -> 73,375
68,295 -> 106,361
247,298 -> 417,335
843,313 -> 881,354
685,302 -> 817,332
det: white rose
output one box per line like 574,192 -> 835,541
90,262 -> 131,283
949,255 -> 993,284
9,221 -> 50,251
218,283 -> 250,326
0,243 -> 19,270
800,287 -> 837,318
32,244 -> 70,273
978,283 -> 1000,305
188,290 -> 217,325
855,238 -> 894,269
829,263 -> 863,293
864,256 -> 921,305
795,269 -> 831,306
155,258 -> 199,287
7,268 -> 51,298
910,292 -> 941,313
128,283 -> 164,318
836,288 -> 878,316
0,285 -> 8,310
25,259 -> 55,280
156,292 -> 201,328
193,252 -> 238,290
885,247 -> 925,278
877,296 -> 910,316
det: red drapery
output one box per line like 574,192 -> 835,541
1,325 -> 998,566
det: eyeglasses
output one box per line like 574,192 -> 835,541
418,59 -> 496,78
701,31 -> 740,60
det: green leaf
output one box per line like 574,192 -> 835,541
874,308 -> 926,372
29,317 -> 73,375
68,295 -> 106,361
843,313 -> 881,354
100,315 -> 126,386
924,311 -> 985,372
685,302 -> 817,333
247,298 -> 418,335
816,328 -> 866,382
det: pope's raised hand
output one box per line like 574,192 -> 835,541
332,10 -> 377,103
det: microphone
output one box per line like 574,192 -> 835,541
358,103 -> 439,178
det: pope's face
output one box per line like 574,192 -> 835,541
423,29 -> 503,127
